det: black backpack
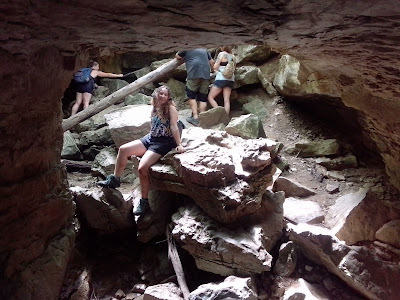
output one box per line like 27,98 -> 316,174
73,68 -> 92,83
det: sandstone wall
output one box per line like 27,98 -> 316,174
0,47 -> 76,299
1,1 -> 400,299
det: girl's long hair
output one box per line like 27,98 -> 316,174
151,85 -> 174,119
88,60 -> 99,68
220,45 -> 233,53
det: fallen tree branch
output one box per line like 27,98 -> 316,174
166,226 -> 190,300
62,58 -> 183,131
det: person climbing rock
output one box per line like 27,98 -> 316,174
176,49 -> 214,126
71,61 -> 123,116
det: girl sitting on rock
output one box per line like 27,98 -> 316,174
97,86 -> 185,215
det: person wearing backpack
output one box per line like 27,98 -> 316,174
208,46 -> 236,115
71,61 -> 123,116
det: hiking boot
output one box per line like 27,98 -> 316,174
133,198 -> 149,216
97,174 -> 120,188
186,116 -> 199,126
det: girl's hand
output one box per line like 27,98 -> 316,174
175,144 -> 185,153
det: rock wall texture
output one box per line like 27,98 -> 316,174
1,1 -> 400,299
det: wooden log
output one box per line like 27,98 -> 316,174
166,227 -> 190,300
61,159 -> 92,173
62,58 -> 184,132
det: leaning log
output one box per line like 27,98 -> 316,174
167,227 -> 190,300
62,58 -> 183,132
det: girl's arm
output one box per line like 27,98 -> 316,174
93,70 -> 123,78
169,105 -> 185,153
213,52 -> 223,72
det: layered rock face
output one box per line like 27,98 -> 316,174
0,47 -> 76,299
2,1 -> 400,299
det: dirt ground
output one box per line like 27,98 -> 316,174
260,95 -> 399,214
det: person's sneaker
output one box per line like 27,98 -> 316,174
133,198 -> 149,216
97,174 -> 120,188
186,116 -> 199,126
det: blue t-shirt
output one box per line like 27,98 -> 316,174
177,49 -> 212,80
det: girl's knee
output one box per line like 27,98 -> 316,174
138,164 -> 149,176
118,145 -> 131,158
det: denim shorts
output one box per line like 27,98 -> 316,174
213,80 -> 234,89
140,134 -> 177,156
186,78 -> 210,102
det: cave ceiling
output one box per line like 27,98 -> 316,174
2,0 -> 400,100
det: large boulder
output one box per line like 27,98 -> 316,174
124,93 -> 152,106
325,187 -> 400,244
172,204 -> 272,276
61,130 -> 81,160
198,107 -> 230,128
273,176 -> 316,198
286,139 -> 340,158
283,197 -> 324,224
273,54 -> 341,98
189,276 -> 258,300
71,187 -> 135,234
91,146 -> 136,183
235,44 -> 271,64
161,77 -> 187,111
105,104 -> 152,148
233,65 -> 260,89
149,128 -> 282,224
135,190 -> 175,243
288,223 -> 400,300
376,219 -> 400,248
77,126 -> 113,148
225,114 -> 266,139
242,98 -> 269,120
72,105 -> 119,133
171,190 -> 283,276
144,282 -> 183,300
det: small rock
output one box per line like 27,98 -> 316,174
326,183 -> 340,194
273,177 -> 316,198
326,171 -> 345,181
125,292 -> 140,300
305,265 -> 313,272
115,289 -> 125,299
131,283 -> 147,293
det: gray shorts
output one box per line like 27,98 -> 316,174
186,78 -> 210,102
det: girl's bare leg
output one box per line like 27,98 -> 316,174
137,150 -> 162,199
222,87 -> 232,115
207,85 -> 222,108
82,92 -> 92,110
71,92 -> 83,115
114,140 -> 147,177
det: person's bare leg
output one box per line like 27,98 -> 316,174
137,150 -> 162,199
222,87 -> 232,115
82,92 -> 92,110
199,101 -> 208,113
208,86 -> 222,108
114,140 -> 147,177
71,92 -> 83,115
187,98 -> 198,118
